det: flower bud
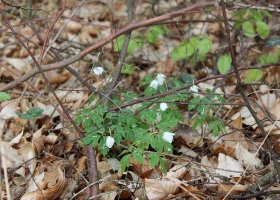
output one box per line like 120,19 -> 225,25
162,132 -> 175,143
106,136 -> 115,148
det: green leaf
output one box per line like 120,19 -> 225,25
257,55 -> 278,64
0,92 -> 11,101
197,39 -> 212,55
74,115 -> 84,126
217,54 -> 232,74
244,69 -> 263,83
121,64 -> 135,74
181,73 -> 195,85
157,114 -> 178,129
265,38 -> 280,47
144,87 -> 157,97
140,109 -> 157,125
170,40 -> 187,61
256,21 -> 269,39
132,149 -> 144,164
252,10 -> 263,21
186,38 -> 198,58
113,35 -> 144,54
188,96 -> 201,111
146,25 -> 167,43
16,108 -> 43,120
148,152 -> 160,168
120,154 -> 131,172
242,21 -> 255,38
159,157 -> 167,174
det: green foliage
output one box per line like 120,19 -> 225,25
234,9 -> 270,39
188,90 -> 226,136
75,75 -> 185,172
244,69 -> 263,84
114,35 -> 144,54
146,25 -> 170,43
217,54 -> 232,74
16,108 -> 43,120
170,35 -> 212,64
0,92 -> 11,101
121,63 -> 135,74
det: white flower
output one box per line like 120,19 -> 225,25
106,136 -> 115,148
190,85 -> 199,97
162,132 -> 175,143
156,74 -> 166,85
149,80 -> 159,89
92,66 -> 104,75
160,103 -> 168,111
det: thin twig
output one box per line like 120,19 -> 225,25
219,0 -> 280,198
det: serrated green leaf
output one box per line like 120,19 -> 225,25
159,157 -> 167,174
74,115 -> 84,126
120,154 -> 131,172
256,21 -> 269,39
170,40 -> 187,61
140,109 -> 157,125
91,135 -> 100,147
132,149 -> 144,164
243,21 -> 255,38
217,54 -> 232,74
144,87 -> 157,97
197,39 -> 212,55
157,114 -> 178,129
148,152 -> 160,168
0,92 -> 11,101
244,69 -> 263,83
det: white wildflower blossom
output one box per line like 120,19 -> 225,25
162,132 -> 175,143
160,103 -> 168,111
106,136 -> 115,148
92,66 -> 104,75
190,85 -> 199,97
149,79 -> 159,89
156,74 -> 166,85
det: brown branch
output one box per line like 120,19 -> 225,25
0,1 -> 215,92
220,0 -> 280,195
103,0 -> 136,105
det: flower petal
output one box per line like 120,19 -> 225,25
149,80 -> 159,89
106,136 -> 115,148
160,103 -> 168,111
163,132 -> 175,143
92,66 -> 104,75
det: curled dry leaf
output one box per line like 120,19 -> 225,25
130,156 -> 151,175
17,142 -> 37,175
216,153 -> 244,181
235,142 -> 263,170
9,128 -> 24,146
21,164 -> 66,200
166,165 -> 188,179
144,178 -> 179,200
